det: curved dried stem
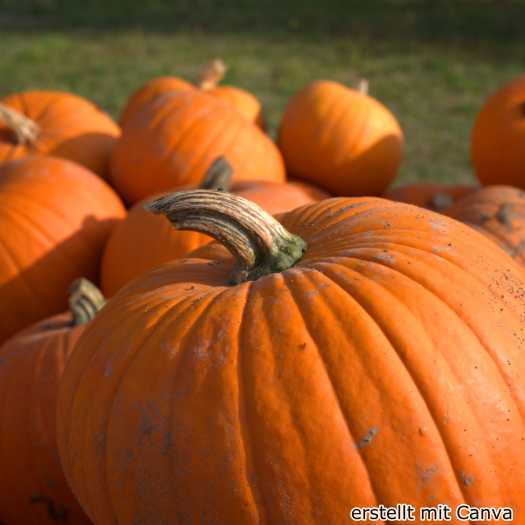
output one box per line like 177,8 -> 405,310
143,190 -> 307,284
68,278 -> 106,326
0,102 -> 41,145
194,58 -> 227,91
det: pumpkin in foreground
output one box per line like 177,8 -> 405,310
0,279 -> 102,525
58,191 -> 525,524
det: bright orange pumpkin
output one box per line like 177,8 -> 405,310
110,89 -> 285,206
0,91 -> 120,180
59,190 -> 525,524
101,158 -> 329,297
447,185 -> 525,266
277,80 -> 404,196
0,279 -> 103,525
471,73 -> 525,188
0,155 -> 126,344
384,182 -> 478,213
119,59 -> 264,130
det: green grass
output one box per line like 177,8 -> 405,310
0,0 -> 524,188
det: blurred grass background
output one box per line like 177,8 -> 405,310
0,0 -> 524,187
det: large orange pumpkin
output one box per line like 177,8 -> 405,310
0,155 -> 126,344
0,91 -> 120,180
447,185 -> 525,266
58,190 -> 525,524
119,59 -> 264,130
101,157 -> 329,297
0,279 -> 103,525
384,182 -> 478,213
471,73 -> 525,188
110,89 -> 285,206
277,80 -> 403,196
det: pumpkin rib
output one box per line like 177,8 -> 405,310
286,265 -> 466,504
99,290 -> 217,521
237,280 -> 269,524
334,249 -> 525,420
319,259 -> 506,504
281,270 -> 382,507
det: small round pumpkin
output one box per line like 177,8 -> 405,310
59,190 -> 525,524
101,157 -> 329,297
471,73 -> 525,188
0,279 -> 103,525
0,155 -> 126,344
447,185 -> 525,266
277,80 -> 403,196
110,89 -> 285,206
0,90 -> 120,180
120,59 -> 264,130
384,182 -> 478,213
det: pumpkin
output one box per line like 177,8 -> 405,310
0,91 -> 120,180
0,279 -> 103,525
119,59 -> 265,130
58,189 -> 525,524
471,73 -> 525,188
384,182 -> 478,213
101,157 -> 329,297
0,155 -> 126,344
277,79 -> 404,196
447,185 -> 525,266
109,89 -> 285,206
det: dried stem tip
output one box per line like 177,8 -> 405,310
68,278 -> 106,326
0,102 -> 41,145
143,190 -> 307,285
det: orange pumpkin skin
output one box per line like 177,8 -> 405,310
110,90 -> 285,206
471,73 -> 525,188
119,76 -> 195,128
447,185 -> 525,265
209,85 -> 265,130
0,91 -> 120,180
59,196 -> 525,524
384,182 -> 478,213
0,156 -> 126,344
0,312 -> 94,525
100,179 -> 327,297
119,77 -> 264,130
277,80 -> 404,196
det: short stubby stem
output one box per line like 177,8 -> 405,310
143,190 -> 308,285
194,58 -> 226,91
0,102 -> 41,146
199,156 -> 233,190
68,278 -> 106,326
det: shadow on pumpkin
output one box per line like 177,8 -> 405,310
0,214 -> 119,345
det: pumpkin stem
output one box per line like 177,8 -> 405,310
0,102 -> 41,146
198,156 -> 233,190
68,278 -> 106,326
194,58 -> 227,91
143,190 -> 308,285
355,78 -> 369,95
429,192 -> 455,211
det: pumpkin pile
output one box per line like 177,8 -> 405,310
2,60 -> 525,525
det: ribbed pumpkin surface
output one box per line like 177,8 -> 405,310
58,197 -> 525,524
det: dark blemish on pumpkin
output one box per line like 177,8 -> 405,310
140,414 -> 155,435
45,476 -> 54,488
30,495 -> 68,523
310,291 -> 318,295
127,450 -> 134,457
460,471 -> 475,486
416,462 -> 441,491
351,427 -> 379,450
